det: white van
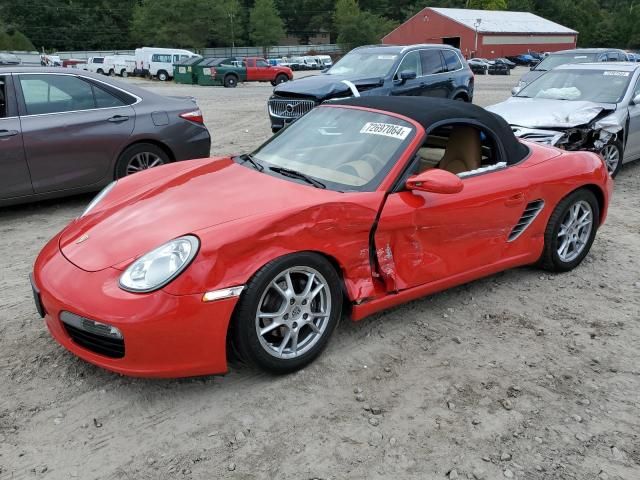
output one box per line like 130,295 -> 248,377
103,55 -> 135,76
85,56 -> 105,74
134,47 -> 199,81
315,55 -> 333,68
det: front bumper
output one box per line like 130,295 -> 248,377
32,233 -> 238,378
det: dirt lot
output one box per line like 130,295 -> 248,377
1,68 -> 639,480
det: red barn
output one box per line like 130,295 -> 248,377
382,7 -> 578,59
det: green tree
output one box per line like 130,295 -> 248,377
334,0 -> 396,49
0,25 -> 35,51
467,0 -> 508,9
249,0 -> 285,55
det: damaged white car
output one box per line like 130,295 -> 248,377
488,62 -> 640,176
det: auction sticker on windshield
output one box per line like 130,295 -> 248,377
603,71 -> 630,76
360,122 -> 411,140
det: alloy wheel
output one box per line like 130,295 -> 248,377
600,144 -> 620,174
255,266 -> 331,359
125,152 -> 165,175
557,200 -> 593,263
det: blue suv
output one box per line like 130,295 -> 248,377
268,44 -> 474,132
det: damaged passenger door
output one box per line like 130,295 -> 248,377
624,78 -> 640,161
373,125 -> 530,293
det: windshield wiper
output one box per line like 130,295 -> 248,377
237,153 -> 263,171
269,166 -> 326,189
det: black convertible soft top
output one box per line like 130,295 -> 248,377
334,96 -> 530,164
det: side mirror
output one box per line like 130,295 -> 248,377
511,86 -> 522,96
396,70 -> 417,84
632,93 -> 640,105
530,65 -> 536,71
406,169 -> 464,194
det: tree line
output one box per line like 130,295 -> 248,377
1,0 -> 639,53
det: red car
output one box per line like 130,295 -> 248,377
32,97 -> 613,378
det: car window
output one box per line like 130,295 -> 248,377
607,52 -> 619,61
632,77 -> 640,100
395,51 -> 421,79
0,77 -> 6,118
93,85 -> 126,108
256,59 -> 269,67
93,58 -> 104,64
420,49 -> 445,75
20,75 -> 96,115
442,50 -> 462,72
152,54 -> 172,63
411,123 -> 502,177
517,68 -> 631,103
250,106 -> 416,192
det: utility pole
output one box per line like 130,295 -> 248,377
228,12 -> 235,57
474,18 -> 482,55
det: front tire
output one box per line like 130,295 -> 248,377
115,143 -> 170,179
275,73 -> 289,85
232,252 -> 343,373
539,189 -> 599,272
157,70 -> 169,81
600,139 -> 623,177
121,69 -> 128,78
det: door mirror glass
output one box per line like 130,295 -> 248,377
633,93 -> 640,105
511,86 -> 522,96
406,169 -> 464,194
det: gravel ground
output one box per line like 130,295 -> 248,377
1,67 -> 639,480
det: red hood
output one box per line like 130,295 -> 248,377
59,157 -> 341,271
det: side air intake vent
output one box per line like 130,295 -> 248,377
508,200 -> 545,242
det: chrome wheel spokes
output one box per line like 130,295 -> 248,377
256,267 -> 331,359
557,200 -> 593,263
126,152 -> 164,175
601,144 -> 620,174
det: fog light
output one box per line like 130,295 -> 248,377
60,311 -> 123,340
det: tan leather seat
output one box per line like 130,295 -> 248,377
438,126 -> 482,174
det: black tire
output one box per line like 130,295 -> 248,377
109,69 -> 115,76
121,69 -> 128,78
539,189 -> 600,272
275,73 -> 288,85
224,74 -> 238,88
231,252 -> 343,374
270,80 -> 277,86
97,68 -> 104,75
157,70 -> 169,81
599,139 -> 623,178
453,94 -> 467,102
115,143 -> 170,179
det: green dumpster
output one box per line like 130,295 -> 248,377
173,56 -> 203,84
195,58 -> 236,86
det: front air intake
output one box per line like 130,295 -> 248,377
508,200 -> 545,242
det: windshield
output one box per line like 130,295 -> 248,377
517,68 -> 631,103
534,53 -> 597,72
327,51 -> 398,78
247,106 -> 415,192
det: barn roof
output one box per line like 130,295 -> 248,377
429,8 -> 578,35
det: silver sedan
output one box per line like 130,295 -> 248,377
487,62 -> 640,177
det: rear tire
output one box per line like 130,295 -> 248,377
231,252 -> 343,374
224,74 -> 238,88
115,143 -> 170,179
539,189 -> 599,272
97,68 -> 104,75
121,69 -> 128,78
157,70 -> 169,81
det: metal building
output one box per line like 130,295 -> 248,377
382,8 -> 578,59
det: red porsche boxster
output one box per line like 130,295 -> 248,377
32,97 -> 613,377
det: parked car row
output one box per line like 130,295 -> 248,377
6,41 -> 639,378
467,57 -> 515,75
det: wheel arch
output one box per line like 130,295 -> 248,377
580,183 -> 606,226
113,139 -> 176,179
452,90 -> 470,102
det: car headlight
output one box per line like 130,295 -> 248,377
80,181 -> 116,218
119,235 -> 199,293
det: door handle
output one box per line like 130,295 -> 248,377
505,193 -> 525,207
0,129 -> 18,138
108,115 -> 129,123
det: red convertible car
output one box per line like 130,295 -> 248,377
32,97 -> 613,377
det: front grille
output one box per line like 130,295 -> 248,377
60,311 -> 125,358
268,98 -> 316,119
